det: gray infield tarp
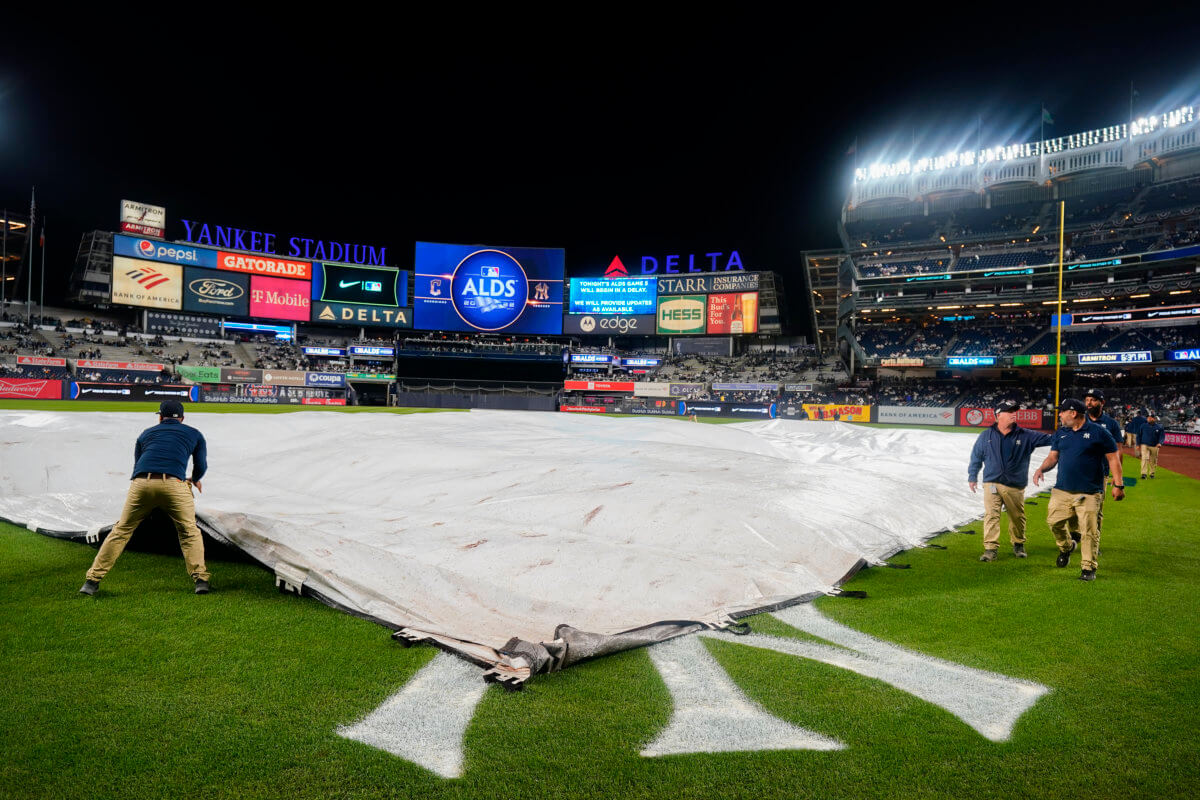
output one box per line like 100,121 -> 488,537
0,410 -> 1041,680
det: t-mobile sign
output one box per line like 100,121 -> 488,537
250,276 -> 311,322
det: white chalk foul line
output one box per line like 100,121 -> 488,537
337,651 -> 488,778
641,634 -> 845,757
713,603 -> 1052,742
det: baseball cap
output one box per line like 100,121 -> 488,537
1058,398 -> 1086,414
995,400 -> 1021,414
158,400 -> 185,418
1084,388 -> 1104,401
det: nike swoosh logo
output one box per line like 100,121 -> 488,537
339,280 -> 361,288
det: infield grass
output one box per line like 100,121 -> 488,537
1,416 -> 1197,799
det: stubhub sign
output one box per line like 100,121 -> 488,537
114,234 -> 218,268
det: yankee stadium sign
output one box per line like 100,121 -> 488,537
181,219 -> 388,266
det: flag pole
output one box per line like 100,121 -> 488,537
27,188 -> 36,318
39,221 -> 45,327
1054,200 -> 1065,407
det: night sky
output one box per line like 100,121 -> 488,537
3,16 -> 1199,333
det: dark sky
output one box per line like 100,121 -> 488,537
3,15 -> 1200,331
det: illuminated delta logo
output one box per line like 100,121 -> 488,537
125,266 -> 171,289
450,249 -> 529,331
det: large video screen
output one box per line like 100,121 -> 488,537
413,242 -> 564,334
313,262 -> 407,307
568,277 -> 656,315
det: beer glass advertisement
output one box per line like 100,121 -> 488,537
706,292 -> 758,334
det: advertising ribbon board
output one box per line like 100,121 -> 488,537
1077,351 -> 1152,364
782,383 -> 814,393
344,373 -> 396,382
302,397 -> 347,406
260,370 -> 308,386
881,357 -> 924,367
220,368 -> 264,383
218,252 -> 312,280
17,356 -> 67,367
564,380 -> 636,392
76,359 -> 165,372
1014,354 -> 1066,366
177,365 -> 222,383
0,378 -> 63,399
678,401 -> 777,419
633,382 -> 673,398
70,383 -> 200,401
1165,348 -> 1200,361
959,407 -> 1043,428
711,382 -> 778,391
305,372 -> 346,388
1164,431 -> 1200,448
559,405 -> 610,413
877,406 -> 956,425
800,404 -> 873,422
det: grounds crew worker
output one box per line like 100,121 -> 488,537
1067,388 -> 1124,543
79,400 -> 211,596
1138,413 -> 1166,479
1033,398 -> 1125,582
967,400 -> 1053,562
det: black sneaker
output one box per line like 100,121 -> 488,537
1012,543 -> 1027,558
1079,569 -> 1096,581
79,579 -> 99,596
1141,474 -> 1146,479
194,579 -> 210,595
979,550 -> 997,562
1056,540 -> 1077,568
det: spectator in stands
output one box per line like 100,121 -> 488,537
967,401 -> 1053,562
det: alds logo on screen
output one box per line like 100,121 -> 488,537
451,249 -> 529,331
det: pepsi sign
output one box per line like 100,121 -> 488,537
413,242 -> 564,335
114,234 -> 218,268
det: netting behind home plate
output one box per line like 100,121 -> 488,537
0,410 -> 1026,683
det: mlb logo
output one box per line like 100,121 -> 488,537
481,266 -> 500,278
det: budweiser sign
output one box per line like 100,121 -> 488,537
0,378 -> 63,399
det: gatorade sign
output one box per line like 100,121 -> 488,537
656,295 -> 706,334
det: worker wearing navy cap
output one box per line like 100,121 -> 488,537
1033,398 -> 1125,581
967,400 -> 1053,561
79,400 -> 211,596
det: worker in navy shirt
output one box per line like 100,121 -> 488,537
1033,398 -> 1125,582
1125,409 -> 1147,450
1068,388 -> 1124,543
1138,412 -> 1166,479
967,400 -> 1053,562
80,400 -> 211,596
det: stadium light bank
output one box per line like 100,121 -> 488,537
854,105 -> 1196,184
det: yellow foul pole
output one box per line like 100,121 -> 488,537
1054,200 -> 1065,407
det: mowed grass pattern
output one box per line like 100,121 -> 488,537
1,413 -> 1198,798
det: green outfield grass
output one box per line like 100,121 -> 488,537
1,417 -> 1197,799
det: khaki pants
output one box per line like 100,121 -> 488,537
982,483 -> 1027,550
1047,488 -> 1102,571
87,477 -> 209,583
1124,432 -> 1136,447
1140,444 -> 1160,477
